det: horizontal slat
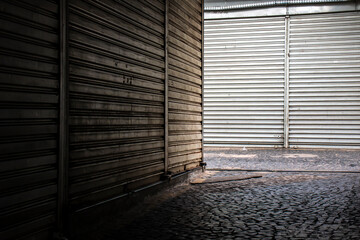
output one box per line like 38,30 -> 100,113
205,128 -> 283,133
70,140 -> 164,160
169,102 -> 201,112
204,138 -> 283,143
204,116 -> 283,120
70,162 -> 164,196
205,124 -> 283,129
204,144 -> 283,147
70,152 -> 164,178
169,152 -> 202,165
204,120 -> 283,124
69,13 -> 164,58
290,129 -> 360,134
69,1 -> 163,45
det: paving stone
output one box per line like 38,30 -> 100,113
97,150 -> 360,240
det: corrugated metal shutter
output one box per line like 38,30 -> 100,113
168,0 -> 203,172
289,11 -> 360,149
0,0 -> 59,239
68,0 -> 165,211
203,16 -> 286,147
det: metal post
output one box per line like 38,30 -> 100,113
57,0 -> 69,237
200,0 -> 206,169
164,0 -> 169,174
284,16 -> 290,148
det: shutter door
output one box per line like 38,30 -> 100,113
168,0 -> 203,172
68,0 -> 165,211
289,12 -> 360,149
0,0 -> 59,239
203,16 -> 286,147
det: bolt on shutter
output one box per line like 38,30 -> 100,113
203,16 -> 286,147
289,11 -> 360,149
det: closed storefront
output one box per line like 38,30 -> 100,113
204,16 -> 286,147
289,12 -> 360,149
204,2 -> 360,149
0,0 -> 204,239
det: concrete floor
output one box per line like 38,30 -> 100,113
97,149 -> 360,240
205,148 -> 360,172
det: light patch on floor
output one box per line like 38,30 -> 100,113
191,174 -> 262,184
272,154 -> 319,158
189,169 -> 218,182
203,170 -> 218,177
205,153 -> 257,158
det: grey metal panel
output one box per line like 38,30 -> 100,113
289,11 -> 360,149
203,16 -> 286,147
168,0 -> 203,171
0,0 -> 59,239
68,0 -> 166,211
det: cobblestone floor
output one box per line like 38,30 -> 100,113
102,170 -> 360,240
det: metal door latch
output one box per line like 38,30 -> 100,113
200,162 -> 207,172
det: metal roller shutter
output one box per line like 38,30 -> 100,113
289,12 -> 360,149
0,0 -> 59,239
203,16 -> 286,147
68,0 -> 166,211
168,0 -> 203,172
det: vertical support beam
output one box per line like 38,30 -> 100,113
164,0 -> 169,174
201,0 -> 205,165
58,0 -> 69,237
284,16 -> 290,148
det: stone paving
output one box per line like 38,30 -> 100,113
101,170 -> 360,240
90,149 -> 360,239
